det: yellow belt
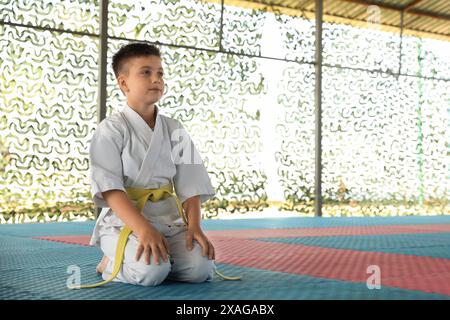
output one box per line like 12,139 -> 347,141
70,182 -> 240,289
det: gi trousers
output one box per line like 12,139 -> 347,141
99,222 -> 215,286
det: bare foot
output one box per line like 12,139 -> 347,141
96,255 -> 109,274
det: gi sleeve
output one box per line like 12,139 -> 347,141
172,122 -> 216,205
89,120 -> 126,208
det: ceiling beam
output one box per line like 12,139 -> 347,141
403,0 -> 424,11
338,0 -> 450,22
218,0 -> 450,39
408,8 -> 450,22
337,0 -> 403,11
401,0 -> 423,29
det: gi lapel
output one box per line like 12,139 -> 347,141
135,108 -> 163,186
122,103 -> 154,149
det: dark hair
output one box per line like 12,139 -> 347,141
112,42 -> 161,78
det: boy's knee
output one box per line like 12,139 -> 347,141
185,257 -> 215,283
132,261 -> 171,287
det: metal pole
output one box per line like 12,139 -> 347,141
398,10 -> 404,76
315,0 -> 323,217
219,0 -> 224,51
96,0 -> 108,218
98,0 -> 108,124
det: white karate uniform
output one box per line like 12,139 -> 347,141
89,103 -> 216,286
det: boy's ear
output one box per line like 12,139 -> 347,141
117,75 -> 128,94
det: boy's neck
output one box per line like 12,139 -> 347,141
128,101 -> 157,130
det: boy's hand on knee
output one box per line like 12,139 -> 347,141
135,224 -> 170,265
186,227 -> 215,260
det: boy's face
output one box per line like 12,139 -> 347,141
117,55 -> 165,107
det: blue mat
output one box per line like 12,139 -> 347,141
1,216 -> 450,300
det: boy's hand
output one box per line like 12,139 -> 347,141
186,226 -> 215,260
135,224 -> 170,265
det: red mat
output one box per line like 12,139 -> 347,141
206,224 -> 450,239
210,237 -> 450,296
35,235 -> 92,246
33,223 -> 450,246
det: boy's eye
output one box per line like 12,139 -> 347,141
140,70 -> 163,77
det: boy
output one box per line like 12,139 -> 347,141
86,42 -> 220,287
